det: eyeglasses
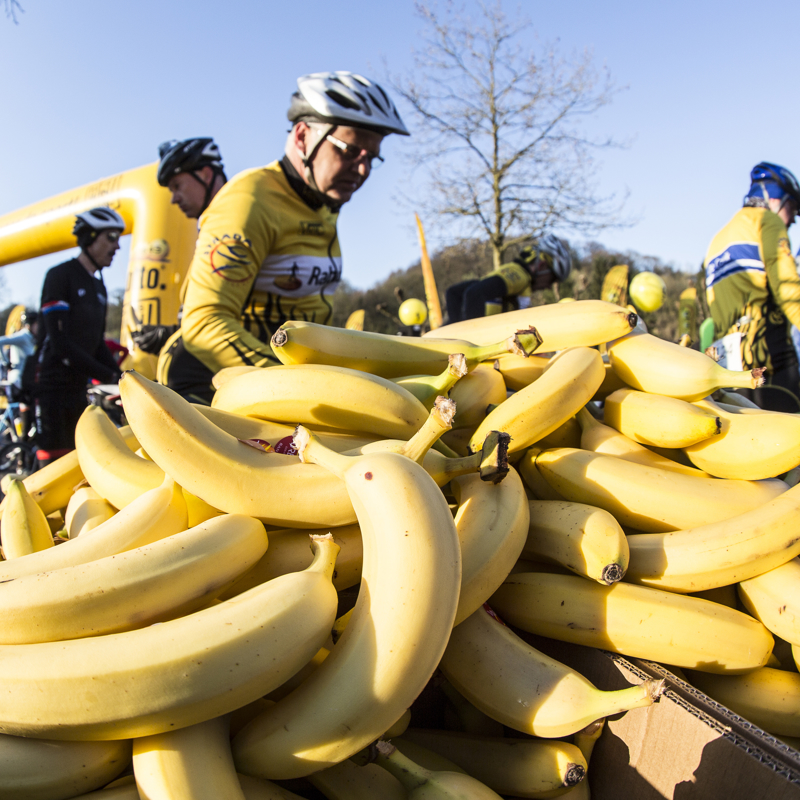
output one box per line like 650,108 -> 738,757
326,133 -> 384,168
105,231 -> 121,243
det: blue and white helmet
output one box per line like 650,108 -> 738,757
746,162 -> 800,206
288,72 -> 409,137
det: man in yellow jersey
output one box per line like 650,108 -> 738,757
444,234 -> 573,322
704,162 -> 800,411
171,72 -> 409,389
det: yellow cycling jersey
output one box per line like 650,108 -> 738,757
180,159 -> 341,372
704,206 -> 800,372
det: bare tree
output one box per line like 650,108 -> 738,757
3,0 -> 24,23
391,1 -> 628,268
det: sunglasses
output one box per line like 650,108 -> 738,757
326,133 -> 384,168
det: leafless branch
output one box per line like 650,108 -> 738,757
4,0 -> 24,23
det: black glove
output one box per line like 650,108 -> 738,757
131,325 -> 177,354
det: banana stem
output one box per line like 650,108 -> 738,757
307,534 -> 341,582
374,739 -> 432,792
400,397 -> 456,464
294,426 -> 351,477
575,406 -> 600,433
722,366 -> 766,390
469,327 -> 543,366
438,452 -> 482,481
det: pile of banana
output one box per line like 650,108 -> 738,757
2,298 -> 800,799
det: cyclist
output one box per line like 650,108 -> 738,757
33,207 -> 125,468
445,234 -> 573,323
0,310 -> 38,398
168,71 -> 409,384
132,138 -> 228,403
703,162 -> 800,411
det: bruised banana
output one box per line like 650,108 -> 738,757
232,443 -> 462,779
271,318 -> 542,378
625,481 -> 800,592
576,406 -> 711,478
374,739 -> 503,800
469,347 -> 605,453
0,475 -> 187,582
451,468 -> 529,625
398,728 -> 587,799
0,733 -> 131,800
533,447 -> 785,532
64,484 -> 117,537
120,372 -> 355,528
0,535 -> 339,740
684,398 -> 800,480
440,604 -> 664,738
424,299 -> 638,351
603,388 -> 721,448
524,500 -> 629,585
686,667 -> 800,737
132,715 -> 244,800
608,331 -> 765,401
76,405 -> 164,509
737,558 -> 800,645
491,571 -> 773,673
1,478 -> 55,559
0,514 -> 267,644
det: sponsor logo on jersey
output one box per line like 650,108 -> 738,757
300,221 -> 325,237
254,254 -> 342,297
208,234 -> 253,283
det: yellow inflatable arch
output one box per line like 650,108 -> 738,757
0,163 -> 197,377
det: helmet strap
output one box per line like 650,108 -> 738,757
187,168 -> 223,215
299,123 -> 335,193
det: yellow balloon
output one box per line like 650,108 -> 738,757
399,298 -> 428,326
629,272 -> 666,313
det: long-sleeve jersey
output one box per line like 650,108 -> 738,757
180,158 -> 342,373
0,329 -> 35,388
36,258 -> 120,389
704,206 -> 800,372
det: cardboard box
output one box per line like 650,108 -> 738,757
527,633 -> 800,800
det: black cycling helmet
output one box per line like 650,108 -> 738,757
157,138 -> 225,187
20,310 -> 38,326
72,207 -> 125,250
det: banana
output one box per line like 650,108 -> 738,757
218,523 -> 363,599
237,774 -> 308,800
0,449 -> 83,517
567,720 -> 605,800
76,405 -> 165,509
398,728 -> 588,799
232,442 -> 462,779
524,500 -> 629,584
440,604 -> 664,738
491,352 -> 549,391
533,447 -> 785,532
686,667 -> 800,737
0,513 -> 267,643
182,488 -> 224,527
684,398 -> 800,480
212,364 -> 262,389
132,715 -> 245,800
491,571 -> 773,673
608,331 -> 765,401
0,534 -> 339,740
424,299 -> 638,351
211,363 -> 435,440
534,414 -> 582,449
517,449 -> 567,501
439,678 -> 505,737
65,484 -> 117,537
451,468 -> 530,625
576,407 -> 711,478
391,353 -> 468,407
603,388 -> 721,448
0,734 -> 131,800
0,475 -> 187,582
270,318 -> 542,377
374,739 -> 504,799
393,738 -> 468,773
738,558 -> 800,645
448,362 -> 508,429
120,371 -> 356,528
625,481 -> 800,592
1,478 -> 55,558
308,759 -> 407,800
469,347 -> 605,453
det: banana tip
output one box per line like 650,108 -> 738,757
751,367 -> 766,388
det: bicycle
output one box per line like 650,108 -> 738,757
0,380 -> 38,483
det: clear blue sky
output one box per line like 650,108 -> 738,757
2,0 -> 799,307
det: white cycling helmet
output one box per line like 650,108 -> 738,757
288,71 -> 409,137
73,207 -> 125,249
537,234 -> 572,281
